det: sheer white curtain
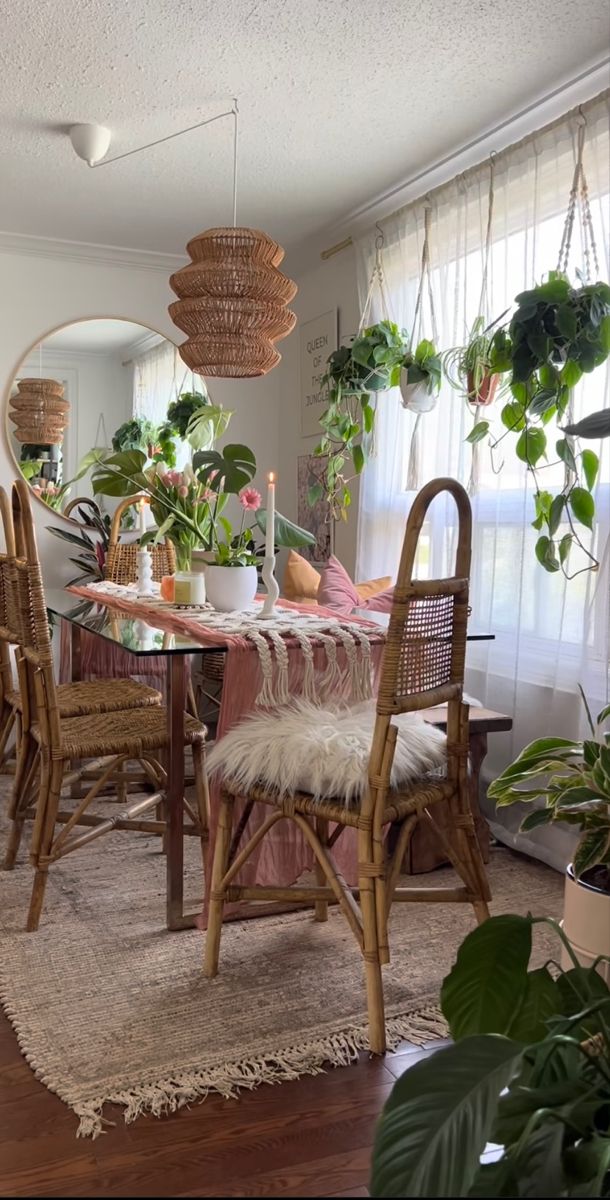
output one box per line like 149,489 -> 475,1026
132,338 -> 204,468
355,92 -> 610,810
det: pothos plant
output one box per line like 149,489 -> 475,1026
310,321 -> 408,519
461,274 -> 610,576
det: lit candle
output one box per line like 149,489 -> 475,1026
139,498 -> 147,539
265,472 -> 275,557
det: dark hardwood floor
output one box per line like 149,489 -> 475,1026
0,1010 -> 442,1198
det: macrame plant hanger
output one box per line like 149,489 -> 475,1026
404,201 -> 439,490
556,112 -> 600,490
468,154 -> 496,496
93,412 -> 109,511
355,226 -> 394,458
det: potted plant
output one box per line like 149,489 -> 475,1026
371,913 -> 610,1197
488,696 -> 610,981
443,316 -> 510,406
399,338 -> 442,412
312,320 -> 408,518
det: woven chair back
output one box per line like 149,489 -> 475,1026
376,478 -> 471,719
105,495 -> 176,585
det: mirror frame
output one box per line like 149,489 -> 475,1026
3,315 -> 182,526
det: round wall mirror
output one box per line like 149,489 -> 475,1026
5,317 -> 206,522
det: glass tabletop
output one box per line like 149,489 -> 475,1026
45,588 -> 220,658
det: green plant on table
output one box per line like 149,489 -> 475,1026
371,913 -> 610,1197
488,690 -> 610,896
312,320 -> 408,520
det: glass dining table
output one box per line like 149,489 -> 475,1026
45,589 -> 495,933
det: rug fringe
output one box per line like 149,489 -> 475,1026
66,1005 -> 447,1138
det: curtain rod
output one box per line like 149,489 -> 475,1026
319,59 -> 610,260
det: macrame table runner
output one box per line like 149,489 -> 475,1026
66,583 -> 386,920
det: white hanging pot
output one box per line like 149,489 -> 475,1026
205,564 -> 258,612
399,370 -> 437,413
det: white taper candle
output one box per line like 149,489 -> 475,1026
265,472 -> 276,557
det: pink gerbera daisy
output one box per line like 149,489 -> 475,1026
239,486 -> 262,511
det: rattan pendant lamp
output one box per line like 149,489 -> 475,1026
168,102 -> 297,378
9,377 -> 69,444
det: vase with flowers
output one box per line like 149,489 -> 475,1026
204,485 -> 262,611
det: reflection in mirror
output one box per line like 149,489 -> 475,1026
6,318 -> 206,521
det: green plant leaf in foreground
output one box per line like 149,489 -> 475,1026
370,1036 -> 523,1198
441,915 -> 532,1039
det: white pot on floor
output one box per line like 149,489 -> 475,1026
205,565 -> 258,613
560,864 -> 610,982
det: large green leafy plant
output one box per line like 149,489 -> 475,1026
371,914 -> 610,1197
469,275 -> 610,576
488,693 -> 610,894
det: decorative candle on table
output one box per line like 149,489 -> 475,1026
138,498 -> 147,538
260,471 -> 279,618
136,498 -> 154,595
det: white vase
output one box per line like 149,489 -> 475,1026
205,565 -> 258,612
560,864 -> 610,982
399,370 -> 437,413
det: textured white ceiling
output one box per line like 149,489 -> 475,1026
1,0 -> 608,255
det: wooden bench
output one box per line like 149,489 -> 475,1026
404,706 -> 513,874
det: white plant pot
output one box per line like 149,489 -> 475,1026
399,371 -> 437,413
560,864 -> 610,982
205,564 -> 258,613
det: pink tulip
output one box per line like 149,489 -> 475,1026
178,484 -> 189,498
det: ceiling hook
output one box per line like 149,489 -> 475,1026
375,222 -> 385,251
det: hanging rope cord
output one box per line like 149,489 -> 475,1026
557,118 -> 600,282
467,156 -> 496,495
357,230 -> 394,334
404,203 -> 440,489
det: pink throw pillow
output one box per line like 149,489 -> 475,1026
319,556 -> 394,616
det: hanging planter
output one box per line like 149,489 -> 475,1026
9,379 -> 69,445
399,375 -> 436,412
466,366 -> 500,406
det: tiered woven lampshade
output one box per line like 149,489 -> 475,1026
9,379 -> 69,444
169,227 -> 297,378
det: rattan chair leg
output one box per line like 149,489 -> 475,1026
192,742 -> 210,872
358,823 -> 386,1055
314,817 -> 329,922
4,735 -> 38,868
0,705 -> 16,767
203,790 -> 236,977
26,759 -> 64,931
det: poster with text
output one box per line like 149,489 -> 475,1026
297,454 -> 333,564
299,309 -> 337,437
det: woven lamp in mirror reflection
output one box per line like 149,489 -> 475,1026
9,377 -> 69,444
168,103 -> 297,378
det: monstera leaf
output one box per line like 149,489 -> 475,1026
186,404 -> 233,451
92,450 -> 148,497
193,444 -> 256,493
255,509 -> 315,548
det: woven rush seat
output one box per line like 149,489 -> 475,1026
6,678 -> 161,718
222,776 -> 455,828
36,707 -> 206,761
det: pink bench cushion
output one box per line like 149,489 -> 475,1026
318,556 -> 394,616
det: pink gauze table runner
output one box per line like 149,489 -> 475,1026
67,584 -> 386,920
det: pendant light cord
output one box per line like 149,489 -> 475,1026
90,102 -> 239,170
232,98 -> 239,227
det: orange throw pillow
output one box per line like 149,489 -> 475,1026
283,550 -> 391,607
282,550 -> 321,603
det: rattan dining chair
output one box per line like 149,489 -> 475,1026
1,486 -> 165,869
0,479 -> 209,929
204,477 -> 491,1055
106,495 -> 176,584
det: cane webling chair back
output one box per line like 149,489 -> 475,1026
204,478 -> 491,1054
106,495 -> 176,585
0,479 -> 208,930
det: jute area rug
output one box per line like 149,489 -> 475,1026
0,791 -> 563,1139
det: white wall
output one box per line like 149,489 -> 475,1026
0,242 -> 280,585
277,244 -> 360,577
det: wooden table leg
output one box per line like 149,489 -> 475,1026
166,655 -> 187,930
468,731 -> 491,864
405,729 -> 491,873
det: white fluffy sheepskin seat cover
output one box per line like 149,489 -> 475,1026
206,700 -> 448,806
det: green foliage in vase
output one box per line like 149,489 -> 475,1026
371,914 -> 610,1198
401,338 -> 442,393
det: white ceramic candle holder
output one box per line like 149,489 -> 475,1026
136,547 -> 155,596
258,554 -> 279,619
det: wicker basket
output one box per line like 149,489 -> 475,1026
9,379 -> 69,445
169,226 -> 297,378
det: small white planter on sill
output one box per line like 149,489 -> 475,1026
560,864 -> 610,982
399,370 -> 437,413
205,564 -> 258,613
